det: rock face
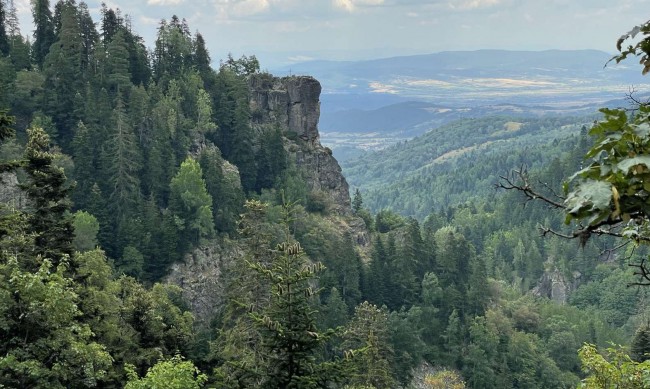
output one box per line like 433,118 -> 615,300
0,172 -> 26,209
166,240 -> 243,325
249,74 -> 352,213
531,267 -> 581,304
167,74 -> 369,324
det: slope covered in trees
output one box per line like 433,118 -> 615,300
1,1 -> 650,388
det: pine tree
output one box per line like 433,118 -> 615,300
31,0 -> 55,68
71,121 -> 95,210
352,189 -> 363,213
77,1 -> 98,71
105,28 -> 132,94
104,95 -> 142,221
169,156 -> 214,244
42,0 -> 84,147
0,0 -> 9,56
198,146 -> 244,234
341,301 -> 395,388
212,200 -> 273,388
193,32 -> 211,75
631,324 -> 650,362
22,126 -> 74,269
0,110 -> 18,174
249,200 -> 346,388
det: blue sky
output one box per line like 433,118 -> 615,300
14,0 -> 650,68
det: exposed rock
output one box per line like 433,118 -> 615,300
531,267 -> 571,304
249,74 -> 352,214
166,240 -> 243,325
169,74 -> 371,325
0,172 -> 26,209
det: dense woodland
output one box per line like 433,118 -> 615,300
2,0 -> 650,388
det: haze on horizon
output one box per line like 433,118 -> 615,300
12,0 -> 650,67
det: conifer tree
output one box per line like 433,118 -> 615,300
104,95 -> 142,220
0,0 -> 9,56
31,0 -> 55,68
249,200 -> 346,388
169,156 -> 214,244
341,301 -> 395,388
22,126 -> 74,268
43,0 -> 84,147
198,146 -> 244,234
71,121 -> 94,209
352,189 -> 363,213
77,1 -> 98,71
631,323 -> 650,362
193,32 -> 211,75
106,29 -> 132,94
212,200 -> 273,388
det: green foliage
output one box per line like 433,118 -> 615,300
343,116 -> 589,218
612,20 -> 650,75
632,324 -> 650,362
563,107 -> 650,228
247,200 -> 346,388
125,355 -> 207,389
341,301 -> 395,389
22,126 -> 74,268
0,252 -> 112,388
578,343 -> 650,388
169,156 -> 215,243
220,53 -> 260,76
72,210 -> 99,252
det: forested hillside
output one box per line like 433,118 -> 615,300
1,1 -> 650,388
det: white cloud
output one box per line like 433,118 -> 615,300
449,0 -> 502,10
333,0 -> 385,13
148,0 -> 185,5
231,0 -> 271,16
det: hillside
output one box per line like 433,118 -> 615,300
342,115 -> 594,217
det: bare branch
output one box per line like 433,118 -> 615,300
497,168 -> 566,209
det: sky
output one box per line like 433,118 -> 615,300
13,0 -> 650,68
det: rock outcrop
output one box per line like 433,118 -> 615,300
0,172 -> 26,209
249,74 -> 352,214
168,74 -> 370,324
531,266 -> 581,304
167,240 -> 244,325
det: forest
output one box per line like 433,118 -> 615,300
2,0 -> 650,388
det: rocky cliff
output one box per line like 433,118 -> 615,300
249,74 -> 352,214
168,74 -> 369,324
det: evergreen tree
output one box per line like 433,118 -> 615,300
352,188 -> 363,213
212,200 -> 273,388
169,156 -> 214,244
364,235 -> 388,305
105,29 -> 132,94
631,323 -> 650,362
0,110 -> 18,174
77,1 -> 98,71
42,0 -> 84,147
249,201 -> 346,388
22,126 -> 75,268
193,32 -> 211,75
100,4 -> 119,44
31,0 -> 55,68
71,120 -> 95,209
341,301 -> 395,388
104,96 -> 142,221
198,145 -> 244,234
0,0 -> 9,56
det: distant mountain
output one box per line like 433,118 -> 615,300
276,50 -> 650,109
304,50 -> 650,159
